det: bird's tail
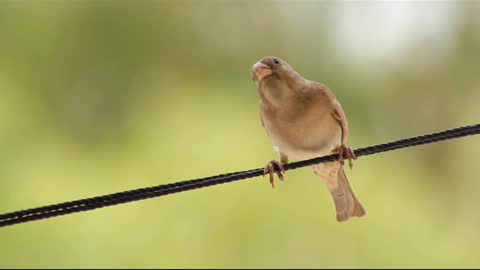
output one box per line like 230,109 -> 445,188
329,166 -> 366,222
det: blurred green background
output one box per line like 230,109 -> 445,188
1,1 -> 479,268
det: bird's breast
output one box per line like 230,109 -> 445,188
261,105 -> 342,161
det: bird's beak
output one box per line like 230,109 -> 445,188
252,62 -> 272,82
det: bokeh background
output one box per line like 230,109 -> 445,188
1,1 -> 479,268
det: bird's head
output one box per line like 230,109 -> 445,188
251,56 -> 306,105
251,56 -> 303,86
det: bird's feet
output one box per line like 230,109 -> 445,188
263,160 -> 286,188
337,144 -> 357,169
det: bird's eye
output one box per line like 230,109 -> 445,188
273,58 -> 281,65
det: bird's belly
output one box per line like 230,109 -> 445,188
265,116 -> 342,161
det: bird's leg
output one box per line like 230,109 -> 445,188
336,144 -> 357,169
263,153 -> 288,188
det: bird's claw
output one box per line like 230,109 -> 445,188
337,144 -> 357,169
263,160 -> 286,188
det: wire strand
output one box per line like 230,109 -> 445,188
1,123 -> 479,228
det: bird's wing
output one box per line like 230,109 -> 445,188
310,81 -> 349,145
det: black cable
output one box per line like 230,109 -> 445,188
1,123 -> 479,228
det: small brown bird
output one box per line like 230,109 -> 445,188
251,56 -> 366,222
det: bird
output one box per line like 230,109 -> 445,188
251,56 -> 366,222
